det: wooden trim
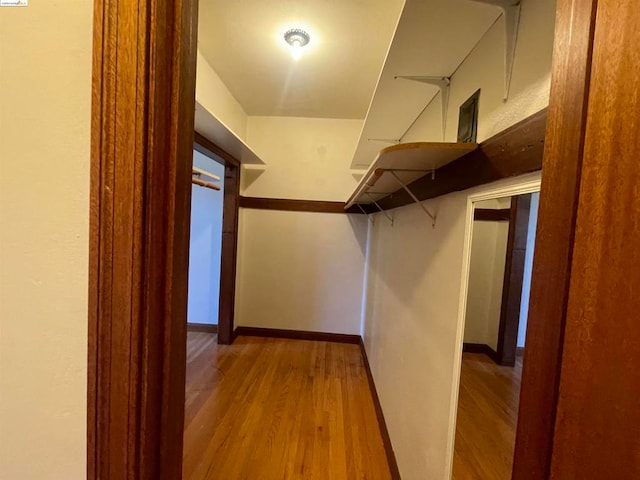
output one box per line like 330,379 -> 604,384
474,208 -> 511,222
88,0 -> 198,477
512,0 -> 598,478
496,194 -> 531,366
194,131 -> 239,167
462,343 -> 499,362
365,108 -> 547,212
187,323 -> 218,333
218,163 -> 240,344
549,1 -> 640,477
359,339 -> 401,480
239,196 -> 355,214
234,326 -> 361,345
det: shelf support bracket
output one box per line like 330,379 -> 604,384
395,76 -> 450,140
389,171 -> 436,227
356,204 -> 375,224
469,0 -> 521,100
366,194 -> 394,226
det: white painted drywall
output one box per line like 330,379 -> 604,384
488,220 -> 509,351
196,50 -> 248,140
0,2 -> 92,478
517,192 -> 540,347
234,209 -> 368,334
244,116 -> 364,200
362,173 -> 540,479
187,151 -> 225,325
464,221 -> 497,344
234,116 -> 368,334
403,0 -> 556,144
464,221 -> 506,349
464,199 -> 511,349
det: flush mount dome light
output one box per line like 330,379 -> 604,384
284,28 -> 310,60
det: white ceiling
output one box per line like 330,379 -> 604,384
198,0 -> 405,119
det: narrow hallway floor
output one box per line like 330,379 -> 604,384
183,332 -> 392,479
452,352 -> 523,480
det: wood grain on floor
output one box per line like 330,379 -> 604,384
183,332 -> 392,480
452,353 -> 523,480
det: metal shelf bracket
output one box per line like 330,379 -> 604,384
356,204 -> 375,224
469,0 -> 522,101
389,171 -> 436,227
395,76 -> 451,140
365,194 -> 394,226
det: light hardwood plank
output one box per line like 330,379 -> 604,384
183,333 -> 391,479
453,353 -> 523,480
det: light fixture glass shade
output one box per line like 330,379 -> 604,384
284,29 -> 310,60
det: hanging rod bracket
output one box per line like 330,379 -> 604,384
389,171 -> 436,227
365,194 -> 394,226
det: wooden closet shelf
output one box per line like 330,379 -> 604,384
345,142 -> 478,210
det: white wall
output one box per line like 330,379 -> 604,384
403,0 -> 556,144
0,2 -> 92,478
196,50 -> 248,140
244,116 -> 363,200
233,115 -> 367,334
517,191 -> 540,347
464,213 -> 509,350
187,151 -> 225,325
235,209 -> 368,334
362,173 -> 540,479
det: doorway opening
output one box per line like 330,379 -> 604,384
447,179 -> 541,479
462,191 -> 540,366
192,134 -> 241,346
187,148 -> 225,334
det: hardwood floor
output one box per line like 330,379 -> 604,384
183,332 -> 392,480
452,353 -> 523,480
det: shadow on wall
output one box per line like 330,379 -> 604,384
367,194 -> 456,305
347,213 -> 370,255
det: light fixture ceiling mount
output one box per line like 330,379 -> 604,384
284,28 -> 310,59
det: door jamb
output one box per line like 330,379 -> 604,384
496,193 -> 532,366
87,0 -> 198,477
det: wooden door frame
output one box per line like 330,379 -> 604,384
512,0 -> 597,478
193,132 -> 240,345
496,194 -> 532,366
87,0 -> 199,477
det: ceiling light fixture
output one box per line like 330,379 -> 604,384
284,28 -> 310,60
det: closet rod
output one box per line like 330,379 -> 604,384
192,166 -> 221,181
192,177 -> 221,191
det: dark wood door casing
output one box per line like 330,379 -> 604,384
512,0 -> 598,478
88,0 -> 198,478
549,0 -> 640,477
496,194 -> 532,366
